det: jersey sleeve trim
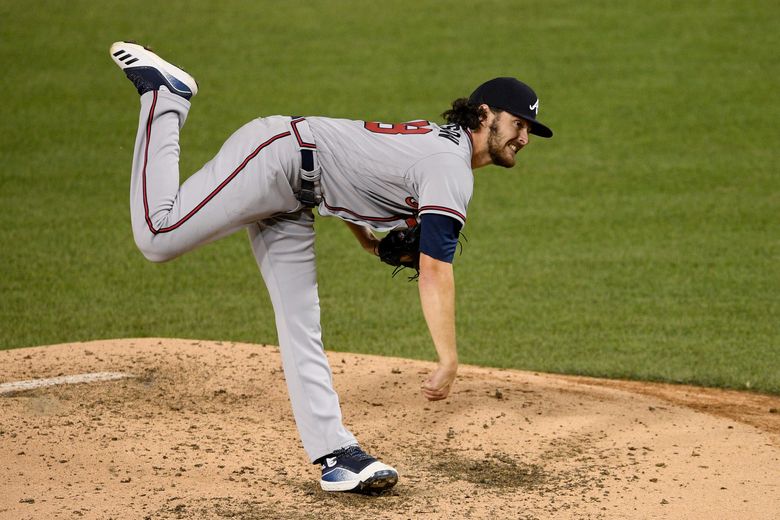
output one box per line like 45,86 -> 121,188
418,205 -> 466,224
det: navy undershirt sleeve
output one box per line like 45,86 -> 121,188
419,213 -> 463,263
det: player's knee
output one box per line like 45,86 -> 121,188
140,248 -> 173,263
133,235 -> 176,263
136,243 -> 172,263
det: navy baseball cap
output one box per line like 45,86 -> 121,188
469,77 -> 553,138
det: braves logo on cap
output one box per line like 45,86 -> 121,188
529,99 -> 539,114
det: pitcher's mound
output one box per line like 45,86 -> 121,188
1,339 -> 778,519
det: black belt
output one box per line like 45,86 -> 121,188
298,148 -> 320,208
298,148 -> 322,208
290,116 -> 321,208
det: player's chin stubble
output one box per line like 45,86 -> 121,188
487,121 -> 516,168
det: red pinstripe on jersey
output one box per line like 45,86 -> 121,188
291,117 -> 316,149
141,90 -> 292,235
321,199 -> 412,223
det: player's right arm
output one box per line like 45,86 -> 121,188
417,213 -> 463,401
418,252 -> 458,401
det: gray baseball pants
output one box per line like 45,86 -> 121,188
129,90 -> 357,461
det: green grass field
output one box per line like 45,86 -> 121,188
1,0 -> 778,392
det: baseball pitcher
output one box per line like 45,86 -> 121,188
109,41 -> 552,494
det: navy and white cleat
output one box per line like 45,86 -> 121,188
109,41 -> 198,99
319,445 -> 398,494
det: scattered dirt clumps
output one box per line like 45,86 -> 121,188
1,338 -> 779,519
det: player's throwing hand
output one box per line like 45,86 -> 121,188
421,362 -> 458,401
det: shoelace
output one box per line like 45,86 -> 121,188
333,445 -> 373,463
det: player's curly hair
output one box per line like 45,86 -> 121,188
442,98 -> 489,130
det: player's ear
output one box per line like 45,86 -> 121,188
478,103 -> 493,129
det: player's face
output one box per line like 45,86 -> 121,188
487,111 -> 530,168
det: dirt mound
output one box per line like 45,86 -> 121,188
1,339 -> 778,519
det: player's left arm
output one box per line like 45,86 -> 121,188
344,221 -> 380,256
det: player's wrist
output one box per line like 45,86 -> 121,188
437,357 -> 458,371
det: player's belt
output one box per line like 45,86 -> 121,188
290,117 -> 322,208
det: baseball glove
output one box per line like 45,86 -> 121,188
377,224 -> 421,280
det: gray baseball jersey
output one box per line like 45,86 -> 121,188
307,117 -> 474,231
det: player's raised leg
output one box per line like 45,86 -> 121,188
110,42 -> 300,262
247,213 -> 398,493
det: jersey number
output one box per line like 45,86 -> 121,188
364,120 -> 432,135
